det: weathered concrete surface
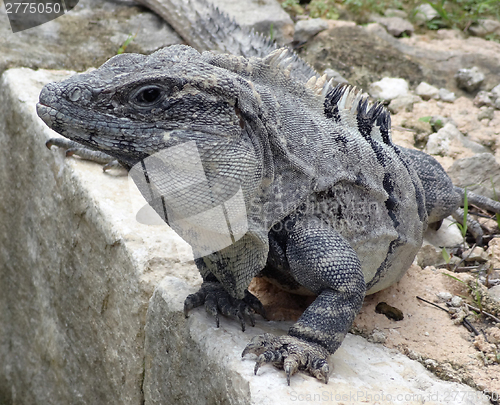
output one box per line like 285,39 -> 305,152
146,276 -> 491,405
0,67 -> 199,405
0,67 -> 492,404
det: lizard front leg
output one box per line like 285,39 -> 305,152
243,217 -> 365,385
184,272 -> 266,332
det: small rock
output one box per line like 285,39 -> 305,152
450,296 -> 463,307
486,327 -> 500,344
415,82 -> 439,100
425,123 -> 488,157
438,88 -> 456,102
384,9 -> 407,19
447,153 -> 500,200
477,106 -> 495,121
469,19 -> 500,37
423,217 -> 464,248
455,67 -> 485,93
487,270 -> 500,287
369,77 -> 409,101
436,292 -> 453,302
490,84 -> 500,100
388,95 -> 420,113
488,285 -> 500,303
474,334 -> 496,353
370,330 -> 387,343
424,358 -> 438,368
462,246 -> 487,262
436,29 -> 464,40
323,68 -> 348,85
372,16 -> 414,37
416,243 -> 445,268
414,3 -> 439,25
294,19 -> 329,43
474,91 -> 494,108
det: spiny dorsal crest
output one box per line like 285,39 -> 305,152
262,48 -> 333,95
324,84 -> 393,147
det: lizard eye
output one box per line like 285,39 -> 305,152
132,86 -> 163,106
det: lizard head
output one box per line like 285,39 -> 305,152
37,45 -> 253,162
37,45 -> 276,260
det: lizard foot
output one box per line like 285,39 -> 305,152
184,282 -> 266,332
46,138 -> 120,170
242,333 -> 330,385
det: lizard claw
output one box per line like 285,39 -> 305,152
242,333 -> 330,385
184,282 -> 265,331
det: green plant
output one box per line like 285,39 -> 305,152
441,247 -> 451,264
281,0 -> 304,15
309,0 -> 339,19
442,272 -> 483,311
117,32 -> 137,55
455,187 -> 468,239
491,179 -> 500,230
418,0 -> 500,31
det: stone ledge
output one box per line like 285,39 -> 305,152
0,67 -> 491,405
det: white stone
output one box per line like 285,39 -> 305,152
423,217 -> 464,249
294,18 -> 329,43
438,88 -> 457,102
450,296 -> 464,307
372,16 -> 414,37
388,94 -> 421,113
425,123 -> 488,157
462,246 -> 487,262
415,81 -> 440,100
474,91 -> 494,108
488,285 -> 500,302
469,19 -> 500,37
414,4 -> 439,24
436,292 -> 453,302
490,84 -> 500,100
455,66 -> 485,93
447,153 -> 500,200
369,77 -> 410,101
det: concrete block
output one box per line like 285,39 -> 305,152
0,67 -> 491,405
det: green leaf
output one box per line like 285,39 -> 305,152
441,247 -> 451,264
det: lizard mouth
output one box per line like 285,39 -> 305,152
36,103 -> 56,128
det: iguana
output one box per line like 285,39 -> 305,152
37,44 -> 500,385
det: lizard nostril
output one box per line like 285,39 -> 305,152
68,87 -> 82,102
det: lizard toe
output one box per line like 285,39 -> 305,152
184,281 -> 264,331
242,333 -> 330,385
